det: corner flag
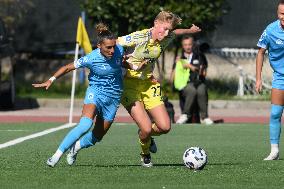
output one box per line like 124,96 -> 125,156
76,17 -> 92,54
69,17 -> 92,124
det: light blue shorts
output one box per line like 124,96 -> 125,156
272,72 -> 284,90
84,86 -> 120,122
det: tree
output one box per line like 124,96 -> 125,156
78,0 -> 229,77
79,0 -> 228,35
0,0 -> 34,35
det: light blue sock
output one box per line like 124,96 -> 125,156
79,131 -> 99,149
58,117 -> 93,153
270,104 -> 283,144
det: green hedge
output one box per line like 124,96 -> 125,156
17,78 -> 270,100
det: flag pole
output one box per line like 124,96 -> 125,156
69,42 -> 80,124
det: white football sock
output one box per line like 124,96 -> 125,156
271,144 -> 279,153
73,141 -> 81,152
51,149 -> 63,161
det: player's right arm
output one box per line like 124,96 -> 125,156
117,29 -> 149,47
33,53 -> 93,90
255,28 -> 269,93
32,63 -> 76,90
255,48 -> 266,93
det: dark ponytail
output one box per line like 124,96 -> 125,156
96,23 -> 116,44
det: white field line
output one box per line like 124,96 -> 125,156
0,123 -> 76,150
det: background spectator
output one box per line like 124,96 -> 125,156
171,35 -> 213,125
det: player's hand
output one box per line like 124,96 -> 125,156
189,24 -> 201,33
255,79 -> 262,93
122,55 -> 128,64
32,80 -> 52,90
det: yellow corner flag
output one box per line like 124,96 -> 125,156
76,17 -> 92,54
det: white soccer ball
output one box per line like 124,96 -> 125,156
183,147 -> 207,170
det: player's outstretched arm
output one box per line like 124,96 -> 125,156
32,63 -> 76,90
255,48 -> 266,93
173,24 -> 201,35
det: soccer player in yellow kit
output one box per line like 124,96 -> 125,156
117,11 -> 201,167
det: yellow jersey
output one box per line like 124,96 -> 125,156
117,28 -> 175,79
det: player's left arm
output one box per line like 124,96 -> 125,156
122,54 -> 149,71
173,24 -> 201,35
117,44 -> 144,71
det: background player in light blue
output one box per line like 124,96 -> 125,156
256,0 -> 284,160
32,23 -> 124,167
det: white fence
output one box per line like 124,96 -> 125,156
211,48 -> 271,96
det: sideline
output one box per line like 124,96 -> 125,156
0,130 -> 29,132
0,123 -> 76,150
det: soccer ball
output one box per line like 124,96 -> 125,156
183,147 -> 207,170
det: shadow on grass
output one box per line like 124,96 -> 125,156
75,163 -> 185,168
208,162 -> 241,166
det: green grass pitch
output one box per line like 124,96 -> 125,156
0,123 -> 283,189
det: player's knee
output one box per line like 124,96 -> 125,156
158,123 -> 171,134
271,110 -> 282,120
140,127 -> 152,137
162,126 -> 171,134
158,128 -> 170,135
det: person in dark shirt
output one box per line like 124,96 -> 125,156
172,35 -> 213,125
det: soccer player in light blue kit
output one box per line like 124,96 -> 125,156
256,0 -> 284,160
33,23 -> 124,167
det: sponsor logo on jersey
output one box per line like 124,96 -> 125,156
116,58 -> 121,65
259,30 -> 267,42
76,56 -> 90,67
83,57 -> 89,62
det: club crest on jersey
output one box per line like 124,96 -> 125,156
125,36 -> 132,42
276,39 -> 284,45
88,93 -> 94,100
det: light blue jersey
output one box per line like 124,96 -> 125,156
258,20 -> 284,148
257,20 -> 284,75
57,45 -> 124,153
74,45 -> 124,99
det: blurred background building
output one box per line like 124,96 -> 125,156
11,0 -> 278,52
0,0 -> 279,108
